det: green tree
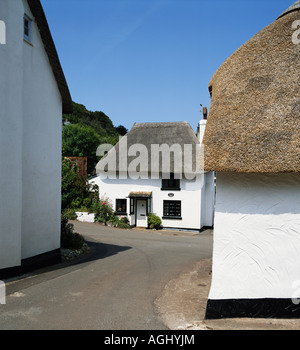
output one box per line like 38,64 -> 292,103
63,102 -> 119,138
114,125 -> 128,136
62,123 -> 101,175
61,158 -> 99,213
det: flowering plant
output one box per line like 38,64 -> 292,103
62,158 -> 99,214
91,196 -> 115,225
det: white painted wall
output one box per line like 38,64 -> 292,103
21,0 -> 62,260
197,120 -> 207,144
90,174 -> 208,230
208,172 -> 300,300
0,0 -> 62,269
202,171 -> 215,227
0,0 -> 24,269
196,118 -> 215,228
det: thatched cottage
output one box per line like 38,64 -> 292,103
0,0 -> 72,277
90,119 -> 215,231
204,1 -> 300,318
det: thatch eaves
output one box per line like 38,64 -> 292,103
27,0 -> 73,114
203,2 -> 300,173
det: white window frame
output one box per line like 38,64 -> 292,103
23,14 -> 32,43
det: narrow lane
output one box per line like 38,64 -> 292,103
0,222 -> 213,330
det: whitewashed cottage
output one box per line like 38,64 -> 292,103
0,0 -> 72,277
90,118 -> 215,231
204,1 -> 300,318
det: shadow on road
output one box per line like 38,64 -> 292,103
5,240 -> 132,295
76,239 -> 132,265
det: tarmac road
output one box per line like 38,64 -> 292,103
0,222 -> 213,330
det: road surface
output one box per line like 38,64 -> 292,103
0,222 -> 213,330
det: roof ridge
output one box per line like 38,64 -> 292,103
278,0 -> 300,19
133,121 -> 189,127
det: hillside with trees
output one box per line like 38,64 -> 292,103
62,102 -> 128,176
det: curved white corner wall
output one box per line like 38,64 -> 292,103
209,172 -> 300,300
0,0 -> 62,269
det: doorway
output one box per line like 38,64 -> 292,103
136,199 -> 147,227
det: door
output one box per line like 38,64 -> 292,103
136,200 -> 147,227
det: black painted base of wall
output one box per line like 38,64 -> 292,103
205,298 -> 300,319
0,249 -> 61,280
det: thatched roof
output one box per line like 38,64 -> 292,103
125,121 -> 199,147
203,2 -> 300,173
27,0 -> 73,114
98,121 -> 200,176
278,0 -> 300,18
129,192 -> 152,198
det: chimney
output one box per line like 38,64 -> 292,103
196,107 -> 208,143
203,107 -> 208,120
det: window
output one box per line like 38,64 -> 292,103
116,199 -> 127,215
130,198 -> 134,215
163,200 -> 182,219
24,15 -> 32,42
0,20 -> 6,45
161,173 -> 180,191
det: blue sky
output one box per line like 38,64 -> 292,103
42,0 -> 294,131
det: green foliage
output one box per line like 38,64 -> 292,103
60,101 -> 131,249
61,158 -> 79,211
91,197 -> 115,225
62,124 -> 101,175
114,125 -> 128,136
61,158 -> 99,213
104,215 -> 131,229
62,102 -> 126,175
62,208 -> 77,220
62,123 -> 100,156
61,216 -> 85,250
65,102 -> 117,137
116,217 -> 130,229
147,212 -> 162,230
61,158 -> 98,251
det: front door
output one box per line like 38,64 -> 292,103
136,200 -> 147,227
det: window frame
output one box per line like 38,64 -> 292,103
161,173 -> 181,191
162,200 -> 182,220
23,14 -> 32,43
115,198 -> 127,215
130,198 -> 134,215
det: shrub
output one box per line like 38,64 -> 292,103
91,197 -> 115,225
108,214 -> 120,227
62,208 -> 77,220
61,216 -> 85,250
115,216 -> 130,229
116,221 -> 130,229
62,158 -> 79,211
61,158 -> 99,212
147,212 -> 162,230
120,217 -> 129,225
